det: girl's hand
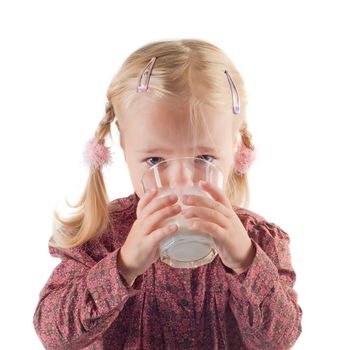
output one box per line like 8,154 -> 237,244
181,180 -> 256,274
117,189 -> 181,285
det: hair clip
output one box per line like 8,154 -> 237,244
224,70 -> 240,115
136,56 -> 157,93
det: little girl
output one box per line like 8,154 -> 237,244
33,39 -> 302,349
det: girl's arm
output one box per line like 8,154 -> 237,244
223,220 -> 302,350
33,244 -> 143,349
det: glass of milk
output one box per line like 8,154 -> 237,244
140,157 -> 224,269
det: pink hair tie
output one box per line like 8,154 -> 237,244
234,142 -> 256,175
83,137 -> 112,170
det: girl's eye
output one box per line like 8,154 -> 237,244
196,155 -> 214,162
145,157 -> 164,166
144,155 -> 214,166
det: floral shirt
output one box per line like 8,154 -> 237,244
33,192 -> 302,350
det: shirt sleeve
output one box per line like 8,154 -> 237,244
222,218 -> 303,350
33,243 -> 143,350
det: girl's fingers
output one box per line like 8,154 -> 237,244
136,188 -> 159,219
139,192 -> 179,221
182,193 -> 233,218
199,181 -> 232,209
186,219 -> 223,241
147,222 -> 179,247
182,206 -> 228,229
142,203 -> 181,235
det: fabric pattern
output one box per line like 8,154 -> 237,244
33,192 -> 302,349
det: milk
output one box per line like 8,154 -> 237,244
156,183 -> 218,267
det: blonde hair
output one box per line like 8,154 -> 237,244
49,39 -> 256,249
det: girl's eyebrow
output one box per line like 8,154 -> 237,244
137,146 -> 221,154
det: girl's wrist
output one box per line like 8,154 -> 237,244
117,249 -> 137,287
230,241 -> 256,274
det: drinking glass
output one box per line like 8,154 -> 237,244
141,157 -> 224,268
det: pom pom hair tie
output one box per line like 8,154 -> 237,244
83,137 -> 112,170
234,142 -> 257,176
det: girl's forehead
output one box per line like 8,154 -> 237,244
124,116 -> 233,155
126,116 -> 231,148
124,97 -> 233,139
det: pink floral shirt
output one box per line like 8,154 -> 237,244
33,192 -> 302,349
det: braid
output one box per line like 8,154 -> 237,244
94,101 -> 116,143
239,121 -> 255,151
50,101 -> 117,248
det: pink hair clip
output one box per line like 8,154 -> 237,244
83,137 -> 112,170
224,70 -> 240,115
136,56 -> 157,93
234,142 -> 256,175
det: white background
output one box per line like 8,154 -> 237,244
1,0 -> 350,348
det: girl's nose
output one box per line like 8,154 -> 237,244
168,159 -> 194,188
